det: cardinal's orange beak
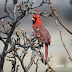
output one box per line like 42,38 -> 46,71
31,18 -> 35,21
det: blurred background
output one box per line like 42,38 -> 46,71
0,0 -> 72,72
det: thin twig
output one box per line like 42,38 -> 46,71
35,58 -> 39,72
16,65 -> 19,72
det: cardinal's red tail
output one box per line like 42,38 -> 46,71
45,44 -> 48,60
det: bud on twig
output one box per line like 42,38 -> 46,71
1,19 -> 4,26
16,4 -> 19,9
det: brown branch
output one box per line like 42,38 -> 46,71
54,17 -> 72,61
48,0 -> 72,34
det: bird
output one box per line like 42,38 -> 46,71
31,9 -> 51,61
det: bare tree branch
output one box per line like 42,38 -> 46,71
48,0 -> 72,34
34,58 -> 39,72
54,17 -> 72,61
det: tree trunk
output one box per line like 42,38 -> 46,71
0,22 -> 16,71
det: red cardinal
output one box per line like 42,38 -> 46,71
31,10 -> 51,61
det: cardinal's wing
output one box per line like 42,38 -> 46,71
34,24 -> 50,44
